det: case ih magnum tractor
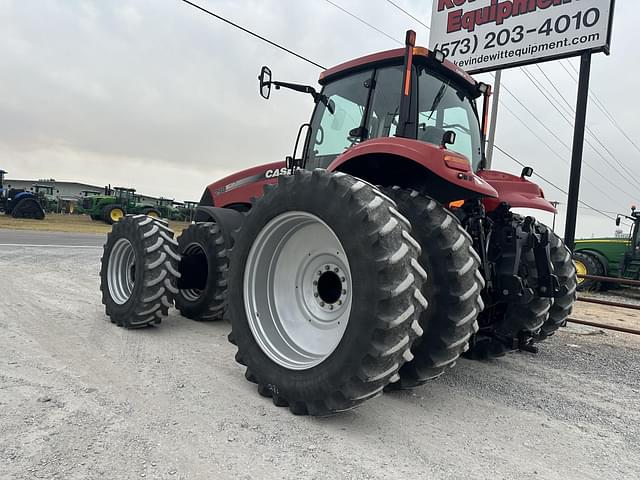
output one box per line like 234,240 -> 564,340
100,31 -> 576,415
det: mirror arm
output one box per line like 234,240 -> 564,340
270,81 -> 334,113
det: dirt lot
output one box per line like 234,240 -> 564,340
0,213 -> 190,235
1,241 -> 639,480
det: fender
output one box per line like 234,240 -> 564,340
477,169 -> 557,213
327,137 -> 498,201
204,161 -> 287,209
194,206 -> 245,248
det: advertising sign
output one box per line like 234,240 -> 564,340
429,0 -> 615,74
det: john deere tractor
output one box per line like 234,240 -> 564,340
98,31 -> 576,416
0,169 -> 46,220
32,184 -> 59,213
156,197 -> 184,221
81,186 -> 160,224
574,206 -> 640,291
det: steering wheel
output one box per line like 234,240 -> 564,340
315,126 -> 324,145
442,123 -> 471,135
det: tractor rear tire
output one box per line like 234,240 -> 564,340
573,251 -> 603,292
104,204 -> 125,225
384,187 -> 483,388
100,215 -> 180,328
227,169 -> 427,415
11,197 -> 45,220
175,222 -> 229,321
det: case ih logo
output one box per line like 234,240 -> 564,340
264,167 -> 291,179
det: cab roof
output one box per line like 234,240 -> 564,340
319,47 -> 477,92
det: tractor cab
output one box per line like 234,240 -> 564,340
258,31 -> 487,181
113,187 -> 137,206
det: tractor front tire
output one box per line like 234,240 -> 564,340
384,187 -> 483,388
573,251 -> 603,292
100,215 -> 180,328
143,208 -> 161,219
175,222 -> 229,321
537,228 -> 577,340
227,169 -> 427,415
104,205 -> 125,225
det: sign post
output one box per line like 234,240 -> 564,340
564,51 -> 592,252
429,0 -> 615,248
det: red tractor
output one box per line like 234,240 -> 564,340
100,31 -> 576,415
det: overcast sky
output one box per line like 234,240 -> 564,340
1,0 -> 637,237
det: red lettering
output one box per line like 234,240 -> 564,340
447,9 -> 463,32
438,0 -> 455,11
495,1 -> 513,25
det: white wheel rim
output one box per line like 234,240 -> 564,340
244,211 -> 352,370
107,238 -> 136,305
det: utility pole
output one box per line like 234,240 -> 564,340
485,69 -> 502,168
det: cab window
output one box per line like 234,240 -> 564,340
306,70 -> 372,169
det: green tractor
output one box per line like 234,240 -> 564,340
81,186 -> 160,224
178,200 -> 198,222
156,197 -> 184,221
574,206 -> 640,291
32,184 -> 60,213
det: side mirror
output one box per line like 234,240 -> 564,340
442,130 -> 456,146
521,166 -> 534,178
616,217 -> 621,227
259,66 -> 272,99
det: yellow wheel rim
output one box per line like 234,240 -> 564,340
147,211 -> 159,218
111,208 -> 124,222
574,259 -> 587,285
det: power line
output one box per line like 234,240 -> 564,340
535,65 -> 575,114
499,101 -> 619,205
493,145 -> 616,221
180,0 -> 326,69
530,66 -> 640,183
324,0 -> 402,45
384,0 -> 430,29
560,60 -> 640,156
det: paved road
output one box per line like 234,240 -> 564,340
0,229 -> 105,247
1,244 -> 639,480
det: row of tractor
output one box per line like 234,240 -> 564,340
99,32 -> 579,416
77,187 -> 198,224
0,170 -> 198,223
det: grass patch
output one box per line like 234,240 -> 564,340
0,213 -> 191,235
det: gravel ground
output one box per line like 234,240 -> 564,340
1,243 -> 639,480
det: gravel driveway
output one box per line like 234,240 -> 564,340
1,243 -> 638,480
